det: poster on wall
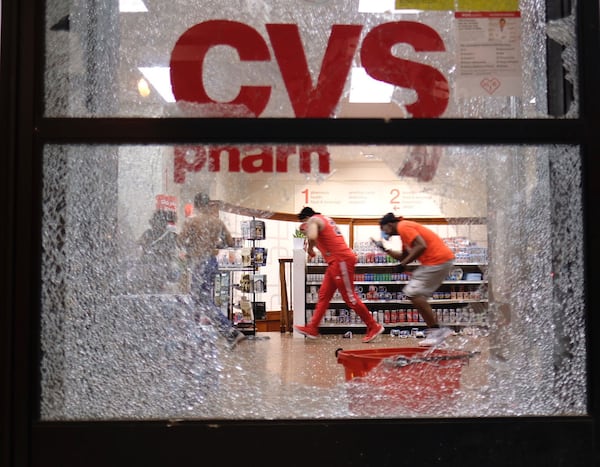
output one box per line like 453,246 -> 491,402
454,11 -> 522,98
155,194 -> 177,211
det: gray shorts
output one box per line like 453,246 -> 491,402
403,260 -> 454,298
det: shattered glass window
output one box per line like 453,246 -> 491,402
45,0 -> 577,118
39,144 -> 587,420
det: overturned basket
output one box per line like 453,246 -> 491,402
336,347 -> 478,414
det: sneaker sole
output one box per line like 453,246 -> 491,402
418,329 -> 453,347
362,325 -> 384,343
419,339 -> 441,347
294,327 -> 319,339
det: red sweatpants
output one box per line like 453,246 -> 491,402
310,256 -> 376,328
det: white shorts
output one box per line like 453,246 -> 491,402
403,260 -> 454,298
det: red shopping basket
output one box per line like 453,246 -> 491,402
336,347 -> 474,414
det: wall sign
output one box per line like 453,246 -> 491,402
173,145 -> 331,183
295,182 -> 442,217
455,11 -> 522,98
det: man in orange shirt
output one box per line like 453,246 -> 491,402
378,212 -> 455,346
294,207 -> 384,343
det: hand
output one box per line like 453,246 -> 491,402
370,237 -> 386,252
396,263 -> 405,273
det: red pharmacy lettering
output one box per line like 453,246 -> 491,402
173,145 -> 331,183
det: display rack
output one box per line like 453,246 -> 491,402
217,218 -> 267,336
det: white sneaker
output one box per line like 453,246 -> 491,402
418,327 -> 453,347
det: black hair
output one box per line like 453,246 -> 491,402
297,206 -> 319,220
194,192 -> 210,208
379,212 -> 398,226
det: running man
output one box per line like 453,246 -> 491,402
294,207 -> 384,343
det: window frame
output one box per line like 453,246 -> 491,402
1,0 -> 598,466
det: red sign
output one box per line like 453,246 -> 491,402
397,146 -> 442,182
156,194 -> 177,211
174,145 -> 330,183
170,20 -> 449,118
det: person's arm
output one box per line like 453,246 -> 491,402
220,221 -> 235,247
384,248 -> 408,262
137,231 -> 153,256
396,235 -> 427,266
371,237 -> 407,261
383,235 -> 427,266
304,218 -> 320,257
305,239 -> 317,258
177,222 -> 189,247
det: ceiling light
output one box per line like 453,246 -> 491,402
348,67 -> 394,103
358,0 -> 393,13
138,67 -> 175,102
119,0 -> 148,13
358,0 -> 421,14
137,78 -> 151,97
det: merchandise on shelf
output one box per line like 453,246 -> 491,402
218,217 -> 268,335
303,233 -> 489,334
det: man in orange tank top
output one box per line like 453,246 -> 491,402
378,212 -> 455,347
294,207 -> 384,343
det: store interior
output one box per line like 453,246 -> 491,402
117,143 -> 489,315
2,0 -> 595,464
37,142 -> 587,420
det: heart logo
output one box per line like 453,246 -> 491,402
480,77 -> 501,95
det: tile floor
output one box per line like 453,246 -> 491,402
207,329 -> 490,419
235,330 -> 488,389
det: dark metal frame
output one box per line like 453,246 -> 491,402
1,0 -> 598,466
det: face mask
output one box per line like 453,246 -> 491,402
381,230 -> 390,241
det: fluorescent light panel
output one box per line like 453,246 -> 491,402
138,67 -> 175,102
139,66 -> 393,105
358,0 -> 394,13
119,0 -> 148,13
358,0 -> 421,14
348,67 -> 394,103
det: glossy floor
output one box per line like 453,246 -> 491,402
235,330 -> 488,389
205,329 -> 490,419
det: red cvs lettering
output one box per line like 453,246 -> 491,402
266,24 -> 362,117
360,22 -> 449,118
170,20 -> 449,118
170,20 -> 271,116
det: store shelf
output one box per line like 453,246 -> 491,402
307,298 -> 488,305
301,232 -> 489,334
217,218 -> 268,336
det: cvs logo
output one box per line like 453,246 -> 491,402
170,20 -> 449,118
